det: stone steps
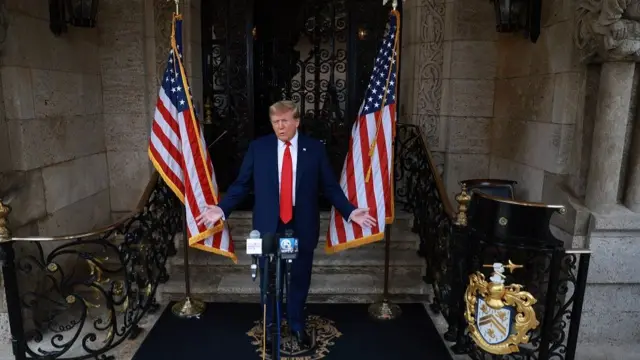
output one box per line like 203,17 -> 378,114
171,246 -> 423,275
226,226 -> 419,251
223,209 -> 413,226
161,272 -> 429,304
162,210 -> 426,303
222,211 -> 414,239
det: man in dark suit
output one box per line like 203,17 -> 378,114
196,100 -> 375,348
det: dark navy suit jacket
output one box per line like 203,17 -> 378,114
218,133 -> 356,253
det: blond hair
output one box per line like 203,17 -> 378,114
269,100 -> 300,119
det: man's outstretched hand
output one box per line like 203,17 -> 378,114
195,205 -> 224,227
350,208 -> 376,228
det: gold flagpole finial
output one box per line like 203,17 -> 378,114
169,0 -> 179,14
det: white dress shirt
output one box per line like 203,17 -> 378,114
278,131 -> 298,205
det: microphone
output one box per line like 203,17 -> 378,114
278,229 -> 299,260
246,229 -> 262,281
260,233 -> 276,306
262,233 -> 277,259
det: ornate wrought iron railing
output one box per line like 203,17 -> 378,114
0,173 -> 181,360
394,123 -> 463,334
464,247 -> 591,360
452,193 -> 591,360
393,124 -> 590,360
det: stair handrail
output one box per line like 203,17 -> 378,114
0,171 -> 181,360
395,123 -> 467,338
413,126 -> 456,220
2,172 -> 161,242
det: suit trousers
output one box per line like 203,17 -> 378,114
259,211 -> 314,333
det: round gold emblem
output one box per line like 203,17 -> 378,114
246,315 -> 342,359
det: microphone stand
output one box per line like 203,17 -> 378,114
269,254 -> 279,360
260,255 -> 267,360
275,253 -> 283,360
278,232 -> 297,352
285,259 -> 293,347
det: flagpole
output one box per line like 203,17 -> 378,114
172,209 -> 206,318
168,0 -> 206,319
368,0 -> 402,321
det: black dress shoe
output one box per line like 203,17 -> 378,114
293,329 -> 311,348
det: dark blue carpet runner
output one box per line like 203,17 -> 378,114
132,302 -> 453,360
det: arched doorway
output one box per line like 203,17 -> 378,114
201,0 -> 390,209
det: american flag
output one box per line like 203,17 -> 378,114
326,10 -> 399,253
148,14 -> 236,263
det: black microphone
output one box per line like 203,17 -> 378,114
262,233 -> 276,257
260,233 -> 276,308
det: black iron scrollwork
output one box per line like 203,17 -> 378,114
465,244 -> 591,360
394,123 -> 455,318
7,175 -> 181,360
205,0 -> 253,192
285,0 -> 390,180
204,0 -> 390,195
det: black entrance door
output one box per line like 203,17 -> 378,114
202,0 -> 390,209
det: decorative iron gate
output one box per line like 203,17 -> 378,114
202,0 -> 391,198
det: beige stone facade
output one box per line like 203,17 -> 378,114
0,0 -> 639,357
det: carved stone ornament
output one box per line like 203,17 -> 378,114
576,0 -> 640,62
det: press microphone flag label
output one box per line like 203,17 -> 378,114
247,230 -> 262,282
247,229 -> 263,255
278,237 -> 298,260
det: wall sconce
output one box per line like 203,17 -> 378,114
491,0 -> 541,43
49,0 -> 99,36
357,27 -> 367,40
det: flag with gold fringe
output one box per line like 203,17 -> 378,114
325,9 -> 399,253
148,13 -> 236,263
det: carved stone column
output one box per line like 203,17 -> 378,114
584,63 -> 635,210
624,105 -> 640,211
575,0 -> 640,210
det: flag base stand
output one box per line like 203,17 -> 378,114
172,296 -> 206,318
368,298 -> 402,320
172,207 -> 205,319
368,226 -> 402,320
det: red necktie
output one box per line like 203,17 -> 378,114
280,141 -> 293,223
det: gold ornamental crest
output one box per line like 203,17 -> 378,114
464,260 -> 540,355
247,315 -> 342,359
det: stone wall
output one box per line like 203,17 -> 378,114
399,0 -> 447,174
451,0 -> 640,353
0,0 -> 204,231
491,1 -> 581,205
100,0 -> 154,219
441,0 -> 497,199
401,0 -> 500,200
0,0 -> 203,346
0,0 -> 109,237
413,0 -> 585,210
0,0 -> 184,232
